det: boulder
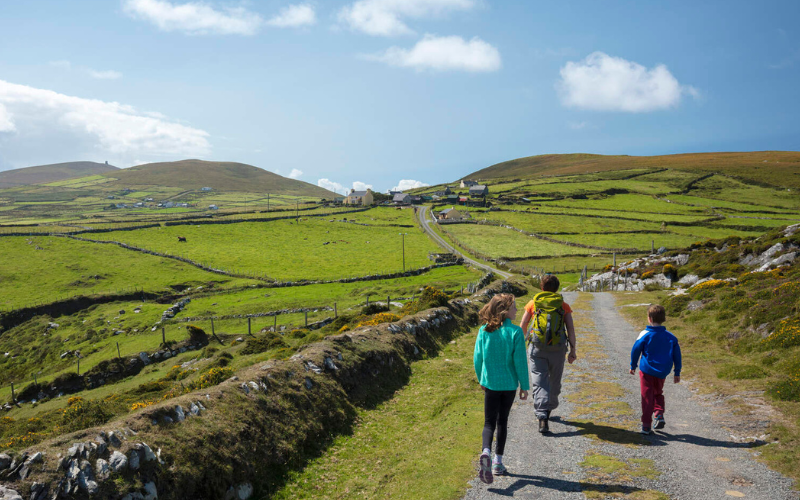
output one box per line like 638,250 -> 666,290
686,300 -> 705,312
139,352 -> 151,365
95,458 -> 110,480
174,405 -> 186,422
0,486 -> 22,500
677,274 -> 699,286
129,449 -> 140,470
0,454 -> 10,470
109,451 -> 127,472
143,482 -> 158,500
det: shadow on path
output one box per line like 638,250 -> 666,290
549,418 -> 765,449
488,473 -> 646,497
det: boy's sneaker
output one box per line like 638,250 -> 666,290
492,462 -> 508,476
654,415 -> 665,430
639,425 -> 652,435
478,452 -> 493,484
538,417 -> 549,433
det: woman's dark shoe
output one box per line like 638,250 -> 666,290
538,417 -> 549,433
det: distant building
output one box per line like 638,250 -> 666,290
345,188 -> 374,206
201,187 -> 213,192
393,193 -> 411,205
433,186 -> 452,196
209,204 -> 219,210
444,194 -> 459,203
438,207 -> 464,220
460,180 -> 478,188
164,202 -> 175,208
469,185 -> 488,197
409,195 -> 422,204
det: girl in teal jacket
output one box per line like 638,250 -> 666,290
473,293 -> 529,484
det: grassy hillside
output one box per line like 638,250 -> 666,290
466,151 -> 800,189
0,161 -> 118,188
103,159 -> 334,197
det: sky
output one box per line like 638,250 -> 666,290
0,0 -> 799,193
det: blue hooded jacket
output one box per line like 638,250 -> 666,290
630,325 -> 682,379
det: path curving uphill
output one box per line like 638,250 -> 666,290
416,205 -> 513,279
463,292 -> 797,500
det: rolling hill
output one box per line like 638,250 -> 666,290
465,151 -> 800,189
102,159 -> 334,197
0,161 -> 118,188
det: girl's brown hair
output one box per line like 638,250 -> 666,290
479,293 -> 515,332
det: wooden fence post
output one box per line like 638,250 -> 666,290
274,315 -> 277,331
334,302 -> 337,318
304,311 -> 308,327
366,296 -> 370,307
248,317 -> 252,336
77,359 -> 80,376
10,382 -> 15,404
161,327 -> 166,345
387,295 -> 390,308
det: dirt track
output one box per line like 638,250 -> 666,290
463,292 -> 797,500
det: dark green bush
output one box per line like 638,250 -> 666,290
241,333 -> 287,355
361,303 -> 389,316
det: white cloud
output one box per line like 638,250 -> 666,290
339,0 -> 476,37
266,4 -> 316,28
557,52 -> 698,112
122,0 -> 263,35
0,104 -> 15,132
0,79 -> 210,168
391,179 -> 429,191
366,34 -> 501,72
316,179 -> 374,194
89,69 -> 123,80
318,178 -> 345,193
288,168 -> 303,179
568,121 -> 589,130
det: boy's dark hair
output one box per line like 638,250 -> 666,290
541,275 -> 560,292
648,304 -> 666,324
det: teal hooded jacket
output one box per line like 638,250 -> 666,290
474,318 -> 530,391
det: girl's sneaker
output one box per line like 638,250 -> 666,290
654,415 -> 666,429
640,425 -> 652,435
492,462 -> 508,476
479,452 -> 493,484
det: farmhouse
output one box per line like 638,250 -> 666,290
209,204 -> 219,210
201,187 -> 213,192
393,193 -> 411,205
345,188 -> 374,206
460,179 -> 478,188
409,195 -> 422,204
433,186 -> 452,196
469,185 -> 489,197
438,207 -> 465,220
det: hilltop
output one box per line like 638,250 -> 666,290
101,159 -> 334,197
0,161 -> 118,188
465,151 -> 800,189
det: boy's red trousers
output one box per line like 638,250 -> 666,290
639,371 -> 665,427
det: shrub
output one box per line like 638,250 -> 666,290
641,270 -> 655,280
208,352 -> 233,368
59,397 -> 114,432
162,364 -> 193,381
189,367 -> 234,390
361,303 -> 389,316
132,380 -> 171,395
716,364 -> 768,380
186,324 -> 208,343
767,369 -> 800,402
762,317 -> 800,349
288,329 -> 309,339
240,333 -> 288,355
356,313 -> 401,328
664,295 -> 692,316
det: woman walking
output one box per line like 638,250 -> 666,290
473,293 -> 529,484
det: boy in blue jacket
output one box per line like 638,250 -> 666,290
629,304 -> 682,434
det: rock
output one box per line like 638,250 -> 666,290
189,403 -> 201,416
0,454 -> 10,470
128,449 -> 140,470
677,274 -> 699,286
0,486 -> 22,500
323,357 -> 338,371
657,246 -> 667,255
143,482 -> 158,500
29,482 -> 47,500
121,493 -> 145,500
686,300 -> 705,312
304,377 -> 313,389
236,483 -> 253,500
754,251 -> 796,273
306,361 -> 323,374
162,416 -> 174,424
109,451 -> 127,472
174,405 -> 186,422
139,352 -> 151,365
66,460 -> 81,480
107,431 -> 122,447
26,452 -> 43,465
95,458 -> 109,480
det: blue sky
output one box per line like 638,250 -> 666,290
0,0 -> 798,193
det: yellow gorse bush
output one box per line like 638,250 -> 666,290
356,313 -> 401,328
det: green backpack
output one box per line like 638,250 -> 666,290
527,291 -> 567,347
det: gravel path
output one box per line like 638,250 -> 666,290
463,292 -> 797,500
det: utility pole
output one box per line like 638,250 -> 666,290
267,193 -> 270,211
399,233 -> 407,272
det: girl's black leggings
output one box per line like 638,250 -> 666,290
482,389 -> 516,455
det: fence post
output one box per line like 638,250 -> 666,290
77,359 -> 80,376
248,317 -> 252,336
334,302 -> 337,318
613,253 -> 616,267
304,311 -> 308,328
387,295 -> 390,308
10,382 -> 15,404
34,373 -> 37,385
162,327 -> 166,345
274,315 -> 277,331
